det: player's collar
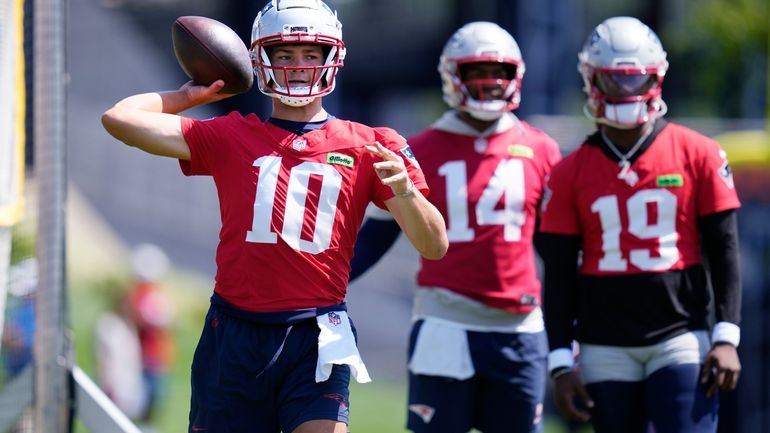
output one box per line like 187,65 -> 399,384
431,111 -> 519,137
267,115 -> 336,136
587,118 -> 668,165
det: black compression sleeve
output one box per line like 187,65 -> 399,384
533,218 -> 544,257
699,209 -> 742,324
348,218 -> 402,282
539,233 -> 582,351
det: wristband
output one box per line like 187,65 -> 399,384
394,179 -> 414,198
712,321 -> 740,347
547,348 -> 575,372
550,366 -> 572,380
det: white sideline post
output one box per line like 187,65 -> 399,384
0,365 -> 33,432
72,366 -> 143,433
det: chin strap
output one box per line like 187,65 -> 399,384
585,99 -> 668,129
277,94 -> 316,107
463,107 -> 505,122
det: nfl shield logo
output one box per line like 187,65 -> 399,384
399,145 -> 420,168
328,312 -> 342,326
292,138 -> 307,151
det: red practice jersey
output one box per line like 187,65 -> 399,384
540,121 -> 740,276
410,113 -> 561,313
180,112 -> 427,312
540,120 -> 741,345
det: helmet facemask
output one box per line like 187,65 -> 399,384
252,37 -> 344,106
251,0 -> 346,107
453,59 -> 522,121
438,22 -> 525,121
581,63 -> 667,129
578,17 -> 669,129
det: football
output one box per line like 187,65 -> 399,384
171,16 -> 254,94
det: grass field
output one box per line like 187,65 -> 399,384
68,270 -> 590,433
56,189 -> 589,433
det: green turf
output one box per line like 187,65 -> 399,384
68,271 -> 591,433
349,380 -> 591,433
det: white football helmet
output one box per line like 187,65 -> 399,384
131,243 -> 170,282
251,0 -> 346,107
438,22 -> 525,121
579,16 -> 668,129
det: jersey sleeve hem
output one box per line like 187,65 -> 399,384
699,201 -> 741,217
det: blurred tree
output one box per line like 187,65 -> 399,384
664,0 -> 768,118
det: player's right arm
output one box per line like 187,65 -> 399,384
101,80 -> 230,160
540,232 -> 594,422
538,157 -> 595,422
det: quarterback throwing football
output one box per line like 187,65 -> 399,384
101,1 -> 448,432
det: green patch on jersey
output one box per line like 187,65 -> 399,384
327,153 -> 355,167
508,144 -> 534,159
656,174 -> 684,187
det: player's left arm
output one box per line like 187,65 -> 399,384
349,217 -> 402,282
365,142 -> 448,260
699,208 -> 742,396
534,136 -> 564,257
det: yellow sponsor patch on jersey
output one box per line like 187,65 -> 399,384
327,153 -> 355,167
508,144 -> 534,159
656,174 -> 684,187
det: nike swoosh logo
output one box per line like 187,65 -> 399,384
191,427 -> 208,431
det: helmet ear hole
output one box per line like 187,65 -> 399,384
501,63 -> 517,80
321,45 -> 332,61
320,45 -> 334,87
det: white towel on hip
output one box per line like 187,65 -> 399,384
315,311 -> 371,383
408,318 -> 475,380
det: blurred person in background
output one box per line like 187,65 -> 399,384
95,293 -> 146,421
100,0 -> 448,432
539,16 -> 742,433
1,258 -> 37,379
350,21 -> 561,433
126,243 -> 176,424
1,260 -> 37,433
95,243 -> 175,426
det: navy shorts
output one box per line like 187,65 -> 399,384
188,299 -> 352,433
406,320 -> 547,433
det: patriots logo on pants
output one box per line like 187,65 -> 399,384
328,312 -> 342,326
408,404 -> 435,423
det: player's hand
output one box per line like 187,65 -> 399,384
365,141 -> 412,196
180,80 -> 233,105
553,370 -> 594,423
701,343 -> 741,397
